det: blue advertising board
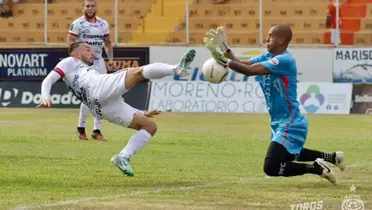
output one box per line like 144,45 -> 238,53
0,47 -> 149,81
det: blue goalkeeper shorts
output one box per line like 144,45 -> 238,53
270,117 -> 308,155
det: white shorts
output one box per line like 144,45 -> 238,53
331,29 -> 341,45
88,69 -> 134,127
92,58 -> 107,74
89,70 -> 128,106
99,98 -> 136,127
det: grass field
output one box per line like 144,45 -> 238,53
1,108 -> 372,210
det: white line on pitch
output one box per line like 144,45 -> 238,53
14,177 -> 262,210
13,162 -> 369,210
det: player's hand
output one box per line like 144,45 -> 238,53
144,110 -> 162,118
36,99 -> 53,108
107,59 -> 116,70
204,38 -> 229,67
204,26 -> 230,52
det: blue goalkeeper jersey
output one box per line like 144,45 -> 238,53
249,50 -> 303,126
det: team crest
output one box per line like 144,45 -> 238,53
341,185 -> 365,210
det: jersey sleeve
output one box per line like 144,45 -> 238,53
53,57 -> 74,78
68,20 -> 80,37
260,54 -> 295,76
249,52 -> 268,64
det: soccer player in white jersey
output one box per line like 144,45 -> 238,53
67,0 -> 114,141
37,42 -> 196,177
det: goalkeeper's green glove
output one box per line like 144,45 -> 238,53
204,37 -> 229,67
204,26 -> 231,53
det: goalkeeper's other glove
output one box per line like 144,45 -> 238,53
204,26 -> 231,53
204,38 -> 229,67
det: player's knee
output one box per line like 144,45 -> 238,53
129,113 -> 156,136
144,119 -> 157,136
136,115 -> 157,136
263,158 -> 279,177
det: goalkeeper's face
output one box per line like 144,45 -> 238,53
84,1 -> 96,19
265,25 -> 292,54
265,27 -> 285,54
265,30 -> 278,53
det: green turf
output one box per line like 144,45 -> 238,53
0,108 -> 371,210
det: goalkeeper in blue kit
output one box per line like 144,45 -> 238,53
204,24 -> 345,184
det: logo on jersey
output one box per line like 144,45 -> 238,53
82,34 -> 104,39
269,58 -> 279,65
341,185 -> 365,210
299,85 -> 325,114
0,88 -> 18,106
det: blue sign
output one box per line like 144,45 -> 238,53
0,47 -> 149,81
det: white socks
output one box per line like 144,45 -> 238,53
119,129 -> 152,159
78,103 -> 90,128
93,117 -> 102,131
142,63 -> 177,79
78,103 -> 102,130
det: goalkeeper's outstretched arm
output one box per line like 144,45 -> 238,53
223,49 -> 252,65
226,60 -> 270,76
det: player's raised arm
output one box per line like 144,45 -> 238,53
37,70 -> 61,108
204,26 -> 251,65
204,38 -> 270,76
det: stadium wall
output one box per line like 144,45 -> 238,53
0,46 -> 372,114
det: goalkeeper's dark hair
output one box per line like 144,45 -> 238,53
68,42 -> 85,55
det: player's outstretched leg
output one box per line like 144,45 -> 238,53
295,148 -> 345,171
264,142 -> 337,184
76,103 -> 90,140
141,49 -> 196,79
111,112 -> 157,177
91,117 -> 106,141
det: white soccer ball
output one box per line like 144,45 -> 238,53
202,58 -> 228,84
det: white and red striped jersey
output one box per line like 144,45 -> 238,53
69,16 -> 110,59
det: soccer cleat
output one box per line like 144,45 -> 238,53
174,49 -> 196,77
76,127 -> 88,140
111,155 -> 134,177
335,151 -> 345,171
91,129 -> 106,141
315,158 -> 336,184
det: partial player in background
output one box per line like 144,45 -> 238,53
67,0 -> 115,141
326,0 -> 343,46
204,25 -> 345,184
37,42 -> 196,176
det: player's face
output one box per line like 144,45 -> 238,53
78,44 -> 96,66
265,27 -> 284,53
84,1 -> 96,19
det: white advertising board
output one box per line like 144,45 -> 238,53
148,81 -> 352,114
150,47 -> 333,83
298,82 -> 353,115
333,48 -> 372,84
